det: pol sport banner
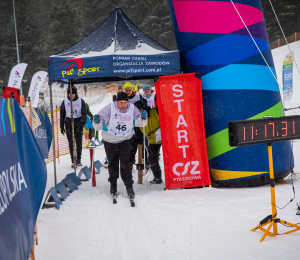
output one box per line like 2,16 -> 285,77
155,73 -> 211,189
282,52 -> 294,101
48,53 -> 180,81
0,98 -> 47,260
28,71 -> 48,108
7,63 -> 28,89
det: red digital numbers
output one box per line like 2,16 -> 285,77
293,121 -> 295,135
268,123 -> 275,137
230,116 -> 300,147
281,121 -> 287,136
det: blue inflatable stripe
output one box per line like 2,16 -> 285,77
175,32 -> 226,56
201,64 -> 279,92
230,21 -> 269,43
234,48 -> 275,68
202,89 -> 282,137
185,48 -> 275,75
185,34 -> 270,65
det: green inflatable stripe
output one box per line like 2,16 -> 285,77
206,101 -> 284,160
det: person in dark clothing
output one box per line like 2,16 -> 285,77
135,100 -> 162,184
113,85 -> 123,102
60,85 -> 87,168
123,82 -> 148,168
85,102 -> 94,140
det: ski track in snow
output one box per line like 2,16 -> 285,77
35,42 -> 300,259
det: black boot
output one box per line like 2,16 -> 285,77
110,181 -> 117,194
149,178 -> 162,184
71,159 -> 77,168
77,159 -> 82,166
126,185 -> 135,197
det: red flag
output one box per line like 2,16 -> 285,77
155,73 -> 211,189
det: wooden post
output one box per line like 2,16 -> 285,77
55,106 -> 60,164
138,145 -> 143,184
49,84 -> 57,185
28,97 -> 33,130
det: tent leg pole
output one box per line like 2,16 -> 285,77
69,80 -> 77,174
49,84 -> 57,185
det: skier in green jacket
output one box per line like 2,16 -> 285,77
134,100 -> 162,184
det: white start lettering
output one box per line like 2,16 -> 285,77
0,163 -> 27,215
171,84 -> 201,180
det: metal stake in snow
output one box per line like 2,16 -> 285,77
69,80 -> 77,174
143,113 -> 147,192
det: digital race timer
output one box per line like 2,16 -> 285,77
228,115 -> 300,147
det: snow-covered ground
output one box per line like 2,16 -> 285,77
35,42 -> 300,260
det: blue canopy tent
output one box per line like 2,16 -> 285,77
47,7 -> 180,178
48,7 -> 180,84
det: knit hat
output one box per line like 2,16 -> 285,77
143,84 -> 152,91
116,92 -> 129,101
118,85 -> 123,90
124,82 -> 133,89
67,86 -> 77,95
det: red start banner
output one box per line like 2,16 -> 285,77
155,73 -> 211,189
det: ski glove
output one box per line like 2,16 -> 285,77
94,114 -> 100,123
141,110 -> 147,119
61,128 -> 65,135
85,116 -> 94,129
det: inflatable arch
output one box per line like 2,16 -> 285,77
167,0 -> 293,187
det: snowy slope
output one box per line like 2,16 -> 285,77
35,42 -> 300,260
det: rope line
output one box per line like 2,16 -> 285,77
230,0 -> 297,115
268,0 -> 300,76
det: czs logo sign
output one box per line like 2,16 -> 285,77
172,161 -> 201,176
284,73 -> 292,79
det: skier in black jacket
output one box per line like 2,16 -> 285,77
60,85 -> 87,168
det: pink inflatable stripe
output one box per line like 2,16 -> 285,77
173,1 -> 263,34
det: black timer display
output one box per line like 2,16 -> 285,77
228,115 -> 300,147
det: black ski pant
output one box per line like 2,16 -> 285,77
149,143 -> 162,179
66,126 -> 83,162
103,139 -> 133,187
129,127 -> 148,165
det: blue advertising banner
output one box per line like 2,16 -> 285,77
48,53 -> 180,81
282,52 -> 294,101
0,98 -> 47,260
34,109 -> 52,159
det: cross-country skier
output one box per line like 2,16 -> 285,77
142,84 -> 157,108
60,85 -> 87,168
134,100 -> 163,184
123,82 -> 142,103
93,92 -> 148,197
123,82 -> 148,168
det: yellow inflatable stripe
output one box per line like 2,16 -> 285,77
211,168 -> 268,181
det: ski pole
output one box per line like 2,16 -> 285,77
91,131 -> 96,187
143,118 -> 146,192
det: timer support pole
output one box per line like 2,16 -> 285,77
251,143 -> 300,242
